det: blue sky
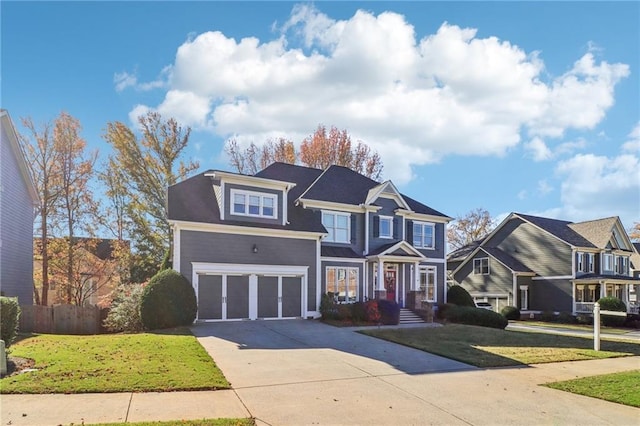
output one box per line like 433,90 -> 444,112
2,1 -> 639,231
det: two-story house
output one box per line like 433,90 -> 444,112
448,213 -> 640,315
168,162 -> 451,321
1,110 -> 38,305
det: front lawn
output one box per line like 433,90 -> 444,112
0,329 -> 230,394
545,370 -> 640,407
361,324 -> 640,367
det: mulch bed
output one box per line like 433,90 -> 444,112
2,356 -> 35,378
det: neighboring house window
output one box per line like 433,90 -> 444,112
577,252 -> 594,273
413,222 -> 434,249
419,266 -> 436,302
473,258 -> 489,275
322,211 -> 350,243
326,267 -> 358,303
575,284 -> 599,304
379,216 -> 393,239
603,253 -> 614,272
231,189 -> 277,219
615,256 -> 628,275
606,283 -> 623,299
520,285 -> 529,310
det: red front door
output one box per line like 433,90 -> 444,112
384,269 -> 396,301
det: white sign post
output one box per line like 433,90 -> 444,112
592,302 -> 628,351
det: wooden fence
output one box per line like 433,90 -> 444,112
19,304 -> 109,335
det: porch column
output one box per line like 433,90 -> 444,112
374,259 -> 386,299
414,261 -> 420,291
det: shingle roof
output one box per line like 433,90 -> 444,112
516,213 -> 596,248
447,240 -> 483,262
568,217 -> 619,249
574,273 -> 640,282
321,246 -> 363,258
299,165 -> 379,205
482,247 -> 533,273
255,162 -> 323,200
402,193 -> 450,218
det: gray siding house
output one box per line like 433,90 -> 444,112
0,110 -> 38,304
168,162 -> 451,321
448,213 -> 640,315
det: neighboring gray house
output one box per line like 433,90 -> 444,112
168,162 -> 451,321
448,213 -> 640,315
0,110 -> 38,304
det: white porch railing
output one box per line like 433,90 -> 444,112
576,301 -> 638,314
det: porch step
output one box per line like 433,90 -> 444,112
398,309 -> 426,324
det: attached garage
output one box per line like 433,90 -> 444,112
192,263 -> 308,321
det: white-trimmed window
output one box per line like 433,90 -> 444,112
231,189 -> 277,219
473,258 -> 489,275
603,253 -> 614,272
577,252 -> 594,273
322,211 -> 350,243
379,216 -> 393,239
419,266 -> 436,302
615,256 -> 628,275
520,285 -> 529,310
326,267 -> 358,303
413,222 -> 435,249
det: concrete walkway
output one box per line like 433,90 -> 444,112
1,320 -> 639,425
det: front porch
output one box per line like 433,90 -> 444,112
573,279 -> 640,315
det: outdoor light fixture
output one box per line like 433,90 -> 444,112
252,244 -> 258,253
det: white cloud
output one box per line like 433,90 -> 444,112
525,137 -> 553,161
113,66 -> 170,93
622,122 -> 640,153
126,4 -> 629,184
114,71 -> 137,92
517,190 -> 527,200
537,179 -> 553,196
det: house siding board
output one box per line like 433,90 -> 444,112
0,124 -> 34,305
487,218 -> 572,276
530,279 -> 573,312
180,230 -> 317,311
224,183 -> 283,225
454,252 -> 512,298
317,209 -> 365,255
368,198 -> 401,253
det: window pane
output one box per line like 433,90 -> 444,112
380,218 -> 391,237
326,268 -> 336,294
348,269 -> 357,301
413,223 -> 422,246
322,213 -> 334,228
233,193 -> 245,213
337,215 -> 348,228
248,195 -> 260,215
424,225 -> 433,247
336,228 -> 349,242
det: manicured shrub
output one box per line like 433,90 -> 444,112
541,311 -> 556,322
336,304 -> 352,321
597,297 -> 627,327
139,269 -> 197,330
437,303 -> 456,320
320,293 -> 338,320
557,311 -> 577,324
446,285 -> 475,307
377,299 -> 400,325
443,305 -> 508,329
501,306 -> 520,321
350,302 -> 367,322
0,297 -> 20,348
364,300 -> 381,323
104,283 -> 145,333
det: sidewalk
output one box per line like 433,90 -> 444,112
507,321 -> 640,342
0,390 -> 250,425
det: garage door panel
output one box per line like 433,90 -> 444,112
258,276 -> 278,318
282,276 -> 302,318
198,275 -> 223,320
227,275 -> 250,319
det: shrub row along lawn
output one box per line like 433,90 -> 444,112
361,324 -> 640,368
544,370 -> 640,408
0,329 -> 230,394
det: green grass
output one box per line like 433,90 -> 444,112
0,329 -> 230,394
361,324 -> 640,367
86,419 -> 254,426
545,370 -> 640,407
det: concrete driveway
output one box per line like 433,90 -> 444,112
192,320 -> 640,425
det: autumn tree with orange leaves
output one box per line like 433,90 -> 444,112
225,125 -> 383,180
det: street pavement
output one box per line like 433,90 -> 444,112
1,320 -> 639,425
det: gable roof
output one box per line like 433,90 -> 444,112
255,162 -> 322,200
1,109 -> 39,203
515,213 -> 595,248
481,247 -> 533,273
298,164 -> 380,205
567,217 -> 620,249
447,240 -> 483,262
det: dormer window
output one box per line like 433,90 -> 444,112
231,189 -> 277,219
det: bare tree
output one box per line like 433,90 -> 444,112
630,222 -> 640,242
447,208 -> 495,251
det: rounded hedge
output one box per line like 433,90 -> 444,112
139,269 -> 197,330
446,285 -> 476,307
443,305 -> 508,329
597,297 -> 627,327
377,299 -> 400,325
0,296 -> 21,347
501,306 -> 521,321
